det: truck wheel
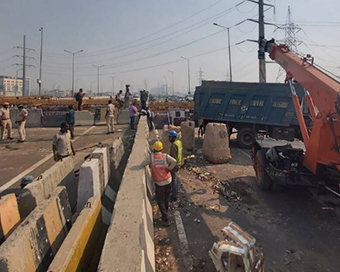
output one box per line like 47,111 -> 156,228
237,128 -> 255,149
254,150 -> 272,191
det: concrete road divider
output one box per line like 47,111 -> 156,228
93,147 -> 110,187
109,138 -> 124,169
75,110 -> 94,126
94,107 -> 107,125
47,196 -> 103,272
10,108 -> 43,128
117,109 -> 130,124
18,156 -> 76,218
0,194 -> 20,244
0,186 -> 72,272
98,116 -> 155,272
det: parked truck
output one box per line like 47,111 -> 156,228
194,81 -> 305,148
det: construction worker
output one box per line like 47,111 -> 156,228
0,102 -> 13,141
168,130 -> 183,202
141,140 -> 176,227
106,100 -> 115,134
16,105 -> 28,143
52,122 -> 76,161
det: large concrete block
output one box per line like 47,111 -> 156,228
0,194 -> 20,244
117,109 -> 130,124
109,138 -> 124,169
181,121 -> 195,151
47,196 -> 103,272
77,158 -> 105,212
93,147 -> 109,186
10,108 -> 43,128
160,124 -> 181,154
203,123 -> 232,164
75,110 -> 94,126
19,157 -> 76,218
98,116 -> 155,272
0,187 -> 72,272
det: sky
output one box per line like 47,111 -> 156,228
1,0 -> 340,94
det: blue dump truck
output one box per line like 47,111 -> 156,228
194,81 -> 305,148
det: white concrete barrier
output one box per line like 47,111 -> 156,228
93,147 -> 109,187
75,110 -> 94,126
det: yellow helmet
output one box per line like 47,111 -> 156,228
153,141 -> 163,152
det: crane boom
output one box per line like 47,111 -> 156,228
263,39 -> 340,176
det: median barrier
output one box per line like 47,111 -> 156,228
98,116 -> 155,272
10,108 -> 43,128
75,110 -> 94,126
0,186 -> 72,272
47,196 -> 103,272
0,194 -> 20,244
18,156 -> 76,218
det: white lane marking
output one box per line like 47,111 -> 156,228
0,126 -> 95,192
238,149 -> 251,159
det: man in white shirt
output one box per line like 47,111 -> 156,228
106,100 -> 115,134
52,122 -> 75,161
0,102 -> 13,140
16,105 -> 28,143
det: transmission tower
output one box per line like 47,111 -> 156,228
197,67 -> 204,86
275,6 -> 302,82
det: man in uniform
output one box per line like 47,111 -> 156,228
168,130 -> 183,202
106,100 -> 115,134
141,140 -> 176,226
52,122 -> 76,161
16,105 -> 28,143
0,102 -> 13,141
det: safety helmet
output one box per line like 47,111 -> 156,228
153,140 -> 163,152
168,130 -> 178,137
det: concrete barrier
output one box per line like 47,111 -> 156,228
0,194 -> 20,244
109,137 -> 124,169
75,110 -> 94,126
117,109 -> 130,124
94,107 -> 107,125
98,116 -> 155,272
10,108 -> 43,128
0,186 -> 72,272
77,157 -> 105,212
47,196 -> 103,272
93,147 -> 110,187
19,156 -> 76,218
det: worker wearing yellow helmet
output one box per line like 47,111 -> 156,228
141,140 -> 177,227
0,102 -> 13,141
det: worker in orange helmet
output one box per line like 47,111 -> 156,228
141,140 -> 177,227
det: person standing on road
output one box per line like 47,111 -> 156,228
16,105 -> 28,143
52,122 -> 76,162
65,105 -> 75,139
124,85 -> 132,109
0,102 -> 13,141
141,140 -> 176,227
129,101 -> 138,131
106,100 -> 115,134
168,130 -> 183,202
146,107 -> 155,131
75,89 -> 85,111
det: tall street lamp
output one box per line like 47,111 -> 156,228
213,23 -> 233,82
93,65 -> 104,95
168,70 -> 174,96
64,49 -> 83,96
181,56 -> 191,95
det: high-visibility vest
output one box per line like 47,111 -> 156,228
149,153 -> 171,182
173,140 -> 183,166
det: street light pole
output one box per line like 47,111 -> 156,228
163,76 -> 168,96
64,49 -> 83,96
213,23 -> 232,82
38,27 -> 43,96
93,65 -> 104,95
110,76 -> 115,94
181,56 -> 191,95
168,70 -> 174,96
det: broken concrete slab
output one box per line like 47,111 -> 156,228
0,194 -> 20,244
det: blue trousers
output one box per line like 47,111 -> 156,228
171,167 -> 179,200
130,116 -> 135,130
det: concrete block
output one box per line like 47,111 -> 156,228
98,116 -> 155,272
94,107 -> 107,125
161,124 -> 181,154
42,107 -> 69,127
93,147 -> 109,186
109,138 -> 124,169
181,121 -> 195,151
117,109 -> 130,124
77,158 -> 105,212
10,108 -> 43,128
19,157 -> 76,218
0,187 -> 72,272
203,123 -> 232,163
47,196 -> 103,272
0,194 -> 20,244
75,110 -> 94,126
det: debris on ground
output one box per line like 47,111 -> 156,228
209,221 -> 264,272
213,181 -> 242,202
283,249 -> 304,266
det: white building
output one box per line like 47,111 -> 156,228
0,76 -> 30,96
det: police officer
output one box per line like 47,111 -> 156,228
0,102 -> 13,141
168,130 -> 183,202
141,140 -> 176,226
16,105 -> 28,143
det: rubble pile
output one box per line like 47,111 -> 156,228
213,180 -> 242,202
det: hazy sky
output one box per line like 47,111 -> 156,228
1,0 -> 340,94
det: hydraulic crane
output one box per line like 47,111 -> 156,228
252,39 -> 340,196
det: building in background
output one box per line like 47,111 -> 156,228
0,76 -> 30,96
